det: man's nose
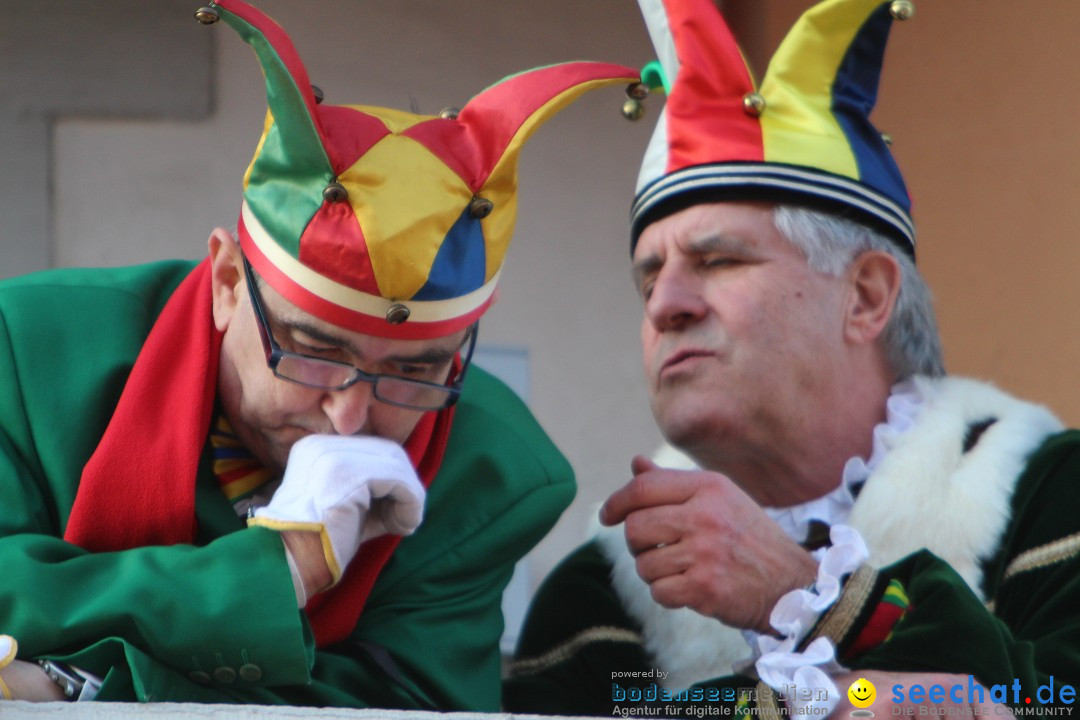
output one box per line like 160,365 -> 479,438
644,268 -> 707,331
321,380 -> 375,436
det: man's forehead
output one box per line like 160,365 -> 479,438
633,202 -> 775,261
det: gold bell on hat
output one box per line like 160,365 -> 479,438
890,0 -> 915,20
622,99 -> 645,121
194,5 -> 220,24
385,303 -> 411,325
469,196 -> 494,219
742,92 -> 766,117
438,107 -> 461,120
323,181 -> 348,203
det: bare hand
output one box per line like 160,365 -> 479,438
600,456 -> 817,633
829,671 -> 1009,718
0,659 -> 65,702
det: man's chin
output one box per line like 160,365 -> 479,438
655,413 -> 709,454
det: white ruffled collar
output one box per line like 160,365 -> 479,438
763,379 -> 924,544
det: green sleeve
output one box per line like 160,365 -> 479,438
68,477 -> 574,708
0,498 -> 315,693
808,432 -> 1080,708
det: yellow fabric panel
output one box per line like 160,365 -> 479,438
758,0 -> 883,178
341,135 -> 472,300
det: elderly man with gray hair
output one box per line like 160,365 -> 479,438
505,0 -> 1080,716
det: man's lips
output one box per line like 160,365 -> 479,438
660,348 -> 715,373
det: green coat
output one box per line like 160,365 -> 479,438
505,377 -> 1080,714
0,260 -> 575,708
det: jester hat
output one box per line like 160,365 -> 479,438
629,0 -> 916,254
196,1 -> 639,339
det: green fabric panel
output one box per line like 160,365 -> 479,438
221,11 -> 330,258
0,262 -> 575,708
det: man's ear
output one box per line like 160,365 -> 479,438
208,227 -> 243,332
843,250 -> 901,346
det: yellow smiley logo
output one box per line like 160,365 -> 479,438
847,678 -> 876,709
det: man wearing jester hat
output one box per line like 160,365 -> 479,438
0,0 -> 640,707
507,0 -> 1080,715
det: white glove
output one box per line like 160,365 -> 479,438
0,635 -> 17,700
248,434 -> 426,586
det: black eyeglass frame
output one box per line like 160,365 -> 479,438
242,257 -> 477,411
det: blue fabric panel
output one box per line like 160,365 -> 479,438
413,206 -> 487,301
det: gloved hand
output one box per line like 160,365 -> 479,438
248,434 -> 426,588
0,635 -> 15,699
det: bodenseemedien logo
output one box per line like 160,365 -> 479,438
849,677 -> 876,717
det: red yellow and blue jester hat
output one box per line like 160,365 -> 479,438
628,0 -> 916,255
195,0 -> 640,339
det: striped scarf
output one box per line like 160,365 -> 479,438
209,414 -> 274,514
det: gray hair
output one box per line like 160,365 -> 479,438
772,205 -> 945,379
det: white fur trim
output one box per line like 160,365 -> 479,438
848,376 -> 1062,597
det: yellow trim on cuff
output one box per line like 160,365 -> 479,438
246,518 -> 343,584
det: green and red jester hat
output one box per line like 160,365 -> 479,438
196,0 -> 640,339
628,0 -> 917,255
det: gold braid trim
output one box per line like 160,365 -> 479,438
805,564 -> 878,648
1002,531 -> 1080,583
509,626 -> 642,677
755,681 -> 785,720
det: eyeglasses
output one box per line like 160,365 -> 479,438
243,257 -> 476,411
